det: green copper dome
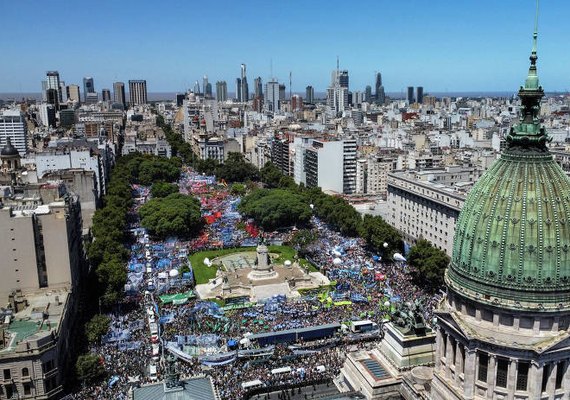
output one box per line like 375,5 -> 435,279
447,23 -> 570,310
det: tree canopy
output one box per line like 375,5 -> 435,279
76,353 -> 106,384
85,314 -> 111,345
217,152 -> 260,183
139,193 -> 204,239
408,239 -> 450,291
359,214 -> 403,257
239,189 -> 312,231
151,181 -> 179,198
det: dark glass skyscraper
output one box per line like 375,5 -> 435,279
416,86 -> 424,104
305,86 -> 314,104
254,77 -> 263,99
407,86 -> 414,104
83,77 -> 95,103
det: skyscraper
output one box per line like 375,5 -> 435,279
202,76 -> 209,97
374,72 -> 382,98
338,70 -> 349,89
305,86 -> 314,104
216,81 -> 228,102
46,71 -> 61,102
235,78 -> 242,102
205,83 -> 212,98
278,84 -> 286,102
239,64 -> 249,102
59,81 -> 68,103
364,86 -> 372,103
113,82 -> 126,106
407,86 -> 414,104
265,80 -> 280,113
83,77 -> 95,103
254,77 -> 263,99
0,110 -> 28,155
239,64 -> 249,103
193,80 -> 201,95
101,89 -> 111,102
128,80 -> 148,105
416,86 -> 424,104
327,63 -> 349,115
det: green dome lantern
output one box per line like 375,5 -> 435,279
447,17 -> 570,311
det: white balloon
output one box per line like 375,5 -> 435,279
393,253 -> 407,262
284,260 -> 292,266
169,269 -> 179,278
333,258 -> 342,266
383,242 -> 389,248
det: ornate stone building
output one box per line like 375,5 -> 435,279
431,18 -> 570,400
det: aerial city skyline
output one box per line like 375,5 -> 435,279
1,1 -> 570,400
1,0 -> 570,93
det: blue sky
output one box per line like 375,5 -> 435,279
1,0 -> 569,93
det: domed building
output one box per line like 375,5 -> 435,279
431,17 -> 570,400
0,137 -> 21,173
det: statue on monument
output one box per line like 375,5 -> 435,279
392,299 -> 427,336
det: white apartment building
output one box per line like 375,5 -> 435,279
305,139 -> 357,194
0,110 -> 28,155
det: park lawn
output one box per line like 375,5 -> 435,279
190,247 -> 254,284
268,245 -> 318,272
191,245 -> 318,284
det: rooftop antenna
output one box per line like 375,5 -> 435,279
336,56 -> 339,72
270,58 -> 274,81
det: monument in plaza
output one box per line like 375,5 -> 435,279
194,240 -> 329,302
247,239 -> 278,280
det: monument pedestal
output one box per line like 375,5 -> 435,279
379,322 -> 436,371
247,243 -> 278,281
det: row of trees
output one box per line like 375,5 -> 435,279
77,153 -> 187,384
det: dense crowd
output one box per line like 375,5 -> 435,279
72,168 -> 439,399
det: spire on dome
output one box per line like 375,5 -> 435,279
506,0 -> 549,151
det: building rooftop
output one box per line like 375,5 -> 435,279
0,289 -> 69,355
132,377 -> 218,400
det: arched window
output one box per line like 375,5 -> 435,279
22,367 -> 29,377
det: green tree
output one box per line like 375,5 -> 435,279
85,314 -> 111,345
408,239 -> 450,291
139,193 -> 204,239
260,162 -> 284,188
76,353 -> 106,384
359,214 -> 402,256
151,181 -> 179,198
217,152 -> 259,183
230,183 -> 246,196
239,189 -> 312,230
195,158 -> 221,176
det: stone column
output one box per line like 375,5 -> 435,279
486,355 -> 497,400
528,362 -> 543,400
463,349 -> 477,400
435,329 -> 443,369
445,335 -> 453,380
506,359 -> 517,400
455,344 -> 464,386
546,362 -> 557,394
562,361 -> 570,400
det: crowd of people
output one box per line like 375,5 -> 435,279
72,168 -> 440,399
